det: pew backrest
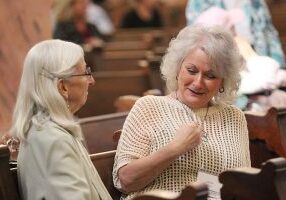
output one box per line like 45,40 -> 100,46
80,112 -> 128,154
90,150 -> 121,200
245,107 -> 286,167
0,145 -> 21,200
76,69 -> 151,117
219,157 -> 286,200
133,182 -> 208,200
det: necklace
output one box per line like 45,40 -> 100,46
175,91 -> 209,142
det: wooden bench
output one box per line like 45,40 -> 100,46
219,157 -> 286,200
90,150 -> 121,200
245,107 -> 286,167
79,112 -> 128,154
76,69 -> 151,117
104,40 -> 152,52
97,49 -> 158,72
133,183 -> 208,200
0,145 -> 21,200
112,28 -> 175,47
85,48 -> 151,72
90,150 -> 208,200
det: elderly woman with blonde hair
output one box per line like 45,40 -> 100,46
113,25 -> 251,199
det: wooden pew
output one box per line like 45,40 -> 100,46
245,107 -> 286,167
86,48 -> 150,72
99,50 -> 150,71
132,183 -> 208,200
80,112 -> 128,154
0,145 -> 21,200
76,69 -> 151,117
104,40 -> 152,52
90,150 -> 121,200
90,150 -> 208,200
219,157 -> 286,200
112,28 -> 175,47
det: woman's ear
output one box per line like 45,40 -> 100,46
57,79 -> 69,100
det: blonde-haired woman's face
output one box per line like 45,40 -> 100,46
177,48 -> 223,109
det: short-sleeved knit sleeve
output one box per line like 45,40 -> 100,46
223,105 -> 251,168
113,97 -> 153,189
237,108 -> 251,167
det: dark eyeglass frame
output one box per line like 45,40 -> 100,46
69,67 -> 93,78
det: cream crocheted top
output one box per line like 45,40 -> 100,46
113,95 -> 251,199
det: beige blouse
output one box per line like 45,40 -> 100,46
113,95 -> 251,200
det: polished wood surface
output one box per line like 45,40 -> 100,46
219,157 -> 286,200
76,69 -> 150,117
0,145 -> 21,200
245,107 -> 286,167
90,150 -> 121,200
80,112 -> 128,154
133,183 -> 208,200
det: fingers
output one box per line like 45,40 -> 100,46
172,123 -> 204,153
189,122 -> 204,137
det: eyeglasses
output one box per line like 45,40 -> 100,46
69,67 -> 93,78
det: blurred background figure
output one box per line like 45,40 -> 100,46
186,0 -> 286,69
52,0 -> 105,51
120,0 -> 163,28
87,0 -> 115,39
191,4 -> 286,111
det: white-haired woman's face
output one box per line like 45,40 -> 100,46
61,58 -> 95,113
177,48 -> 223,109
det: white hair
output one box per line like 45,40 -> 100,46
11,39 -> 84,140
160,25 -> 244,104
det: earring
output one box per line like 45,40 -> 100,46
219,87 -> 224,93
66,95 -> 70,110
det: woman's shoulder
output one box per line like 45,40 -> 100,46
218,103 -> 245,117
127,95 -> 175,116
28,120 -> 74,146
134,95 -> 174,107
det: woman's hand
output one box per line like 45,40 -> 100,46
170,122 -> 203,155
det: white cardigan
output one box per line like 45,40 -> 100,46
17,120 -> 112,200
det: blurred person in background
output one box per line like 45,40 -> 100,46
121,0 -> 163,28
87,0 -> 114,39
53,0 -> 105,51
186,0 -> 286,69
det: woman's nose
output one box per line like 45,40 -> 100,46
89,76 -> 95,86
192,74 -> 204,87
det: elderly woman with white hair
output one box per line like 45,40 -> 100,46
113,25 -> 251,199
11,39 -> 112,200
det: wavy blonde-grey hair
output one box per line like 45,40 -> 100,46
160,25 -> 244,104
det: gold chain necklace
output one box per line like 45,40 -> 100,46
175,91 -> 209,142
